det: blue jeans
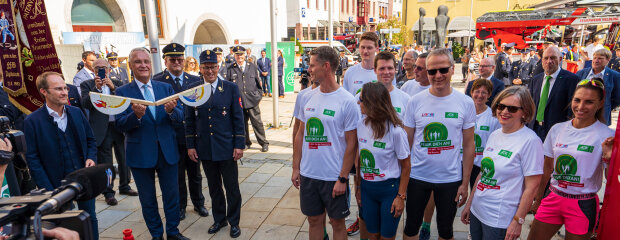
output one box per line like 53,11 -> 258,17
361,178 -> 401,238
76,199 -> 98,240
470,213 -> 507,240
261,75 -> 270,94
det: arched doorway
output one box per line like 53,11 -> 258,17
193,20 -> 227,44
71,0 -> 126,32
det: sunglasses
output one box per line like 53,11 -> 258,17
168,58 -> 184,63
578,79 -> 604,88
427,67 -> 450,75
496,103 -> 522,113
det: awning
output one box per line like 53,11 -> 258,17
411,17 -> 436,31
317,20 -> 341,27
447,30 -> 476,37
447,16 -> 476,31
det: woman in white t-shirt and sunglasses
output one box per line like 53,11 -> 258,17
528,78 -> 614,240
355,82 -> 411,240
461,86 -> 544,240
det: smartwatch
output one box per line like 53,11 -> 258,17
338,176 -> 348,183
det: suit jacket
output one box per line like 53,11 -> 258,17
109,67 -> 130,85
226,62 -> 263,109
575,67 -> 620,125
527,69 -> 580,139
67,84 -> 82,110
0,86 -> 24,130
153,70 -> 200,144
73,68 -> 94,94
114,80 -> 184,168
246,55 -> 257,64
185,78 -> 245,161
80,78 -> 123,146
465,76 -> 505,106
24,105 -> 97,190
257,57 -> 271,76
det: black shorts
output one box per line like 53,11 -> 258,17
404,178 -> 461,239
300,176 -> 350,219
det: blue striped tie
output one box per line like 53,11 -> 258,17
142,85 -> 156,119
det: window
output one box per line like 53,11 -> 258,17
139,0 -> 164,38
307,0 -> 310,8
316,0 -> 319,9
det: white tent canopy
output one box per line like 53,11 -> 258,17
447,16 -> 476,31
447,30 -> 476,37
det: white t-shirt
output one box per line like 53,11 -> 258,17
404,89 -> 476,183
584,43 -> 605,59
343,64 -> 377,95
355,87 -> 411,120
474,107 -> 501,166
343,63 -> 396,95
470,126 -> 544,229
543,120 -> 613,195
293,87 -> 316,120
400,80 -> 430,97
300,87 -> 361,181
357,118 -> 410,181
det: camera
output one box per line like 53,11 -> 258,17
0,116 -> 25,154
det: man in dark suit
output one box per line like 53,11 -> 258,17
152,43 -> 208,220
465,57 -> 505,106
24,71 -> 99,239
185,49 -> 244,238
67,84 -> 82,109
527,46 -> 580,140
73,51 -> 97,94
226,45 -> 269,152
115,48 -> 189,240
81,58 -> 138,206
575,48 -> 620,125
107,52 -> 130,85
214,47 -> 228,79
494,43 -> 514,86
257,50 -> 271,97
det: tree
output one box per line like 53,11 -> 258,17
377,17 -> 413,46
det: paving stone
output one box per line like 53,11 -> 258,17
238,167 -> 255,178
211,227 -> 256,240
276,187 -> 300,209
264,208 -> 306,226
253,186 -> 289,199
273,166 -> 293,177
255,163 -> 284,174
97,209 -> 132,229
244,172 -> 272,183
239,182 -> 263,196
242,197 -> 280,212
251,224 -> 301,240
265,176 -> 292,187
239,210 -> 270,229
100,220 -> 148,238
178,216 -> 215,239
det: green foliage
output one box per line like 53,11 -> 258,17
377,17 -> 413,46
452,42 -> 464,62
295,39 -> 303,54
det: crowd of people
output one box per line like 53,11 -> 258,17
293,31 -> 618,240
0,28 -> 618,240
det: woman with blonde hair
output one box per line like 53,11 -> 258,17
184,56 -> 199,76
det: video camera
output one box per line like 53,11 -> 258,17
0,116 -> 25,154
0,164 -> 115,240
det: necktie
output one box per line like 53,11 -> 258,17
174,77 -> 181,90
142,85 -> 156,119
536,75 -> 552,122
212,84 -> 215,94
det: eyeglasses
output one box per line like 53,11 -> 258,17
47,86 -> 68,92
496,103 -> 522,113
168,58 -> 184,63
202,66 -> 219,71
427,67 -> 450,75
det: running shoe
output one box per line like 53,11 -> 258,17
346,218 -> 360,236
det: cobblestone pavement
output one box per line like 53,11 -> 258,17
96,65 -> 610,239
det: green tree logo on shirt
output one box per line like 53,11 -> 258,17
360,149 -> 378,172
480,157 -> 498,186
554,154 -> 580,183
305,117 -> 327,142
474,134 -> 484,154
421,122 -> 451,148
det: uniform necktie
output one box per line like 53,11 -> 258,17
536,75 -> 552,122
142,85 -> 156,119
174,77 -> 181,90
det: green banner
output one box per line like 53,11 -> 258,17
265,42 -> 295,93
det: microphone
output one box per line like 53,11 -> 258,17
35,163 -> 115,215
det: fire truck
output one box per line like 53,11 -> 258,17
475,7 -> 620,49
333,34 -> 358,52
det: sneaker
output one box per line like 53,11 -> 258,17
419,227 -> 430,240
346,218 -> 359,236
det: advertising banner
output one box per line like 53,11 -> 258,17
266,42 -> 295,93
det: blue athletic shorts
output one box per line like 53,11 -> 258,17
360,178 -> 401,238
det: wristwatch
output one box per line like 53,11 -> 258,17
397,193 -> 407,200
513,216 -> 525,225
338,176 -> 348,183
